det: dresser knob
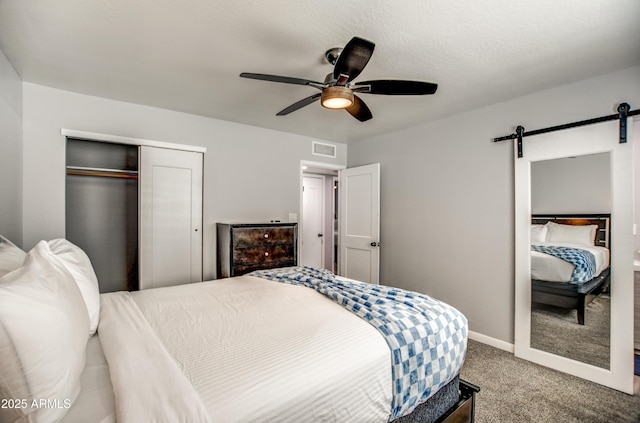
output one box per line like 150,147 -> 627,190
264,251 -> 269,257
264,233 -> 269,239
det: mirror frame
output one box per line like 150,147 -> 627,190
514,119 -> 634,394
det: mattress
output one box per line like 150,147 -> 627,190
62,274 -> 467,422
531,242 -> 609,283
101,275 -> 394,422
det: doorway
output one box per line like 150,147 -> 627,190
301,167 -> 338,272
299,161 -> 381,283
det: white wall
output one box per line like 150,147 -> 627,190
21,83 -> 346,279
531,153 -> 611,214
0,49 -> 22,245
348,65 -> 640,344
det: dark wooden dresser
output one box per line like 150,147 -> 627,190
217,222 -> 298,278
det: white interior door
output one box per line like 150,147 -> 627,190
302,175 -> 324,268
139,146 -> 203,289
339,163 -> 380,284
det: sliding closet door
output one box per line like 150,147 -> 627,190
139,146 -> 203,289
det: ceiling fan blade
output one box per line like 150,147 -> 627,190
333,37 -> 375,84
353,79 -> 438,95
276,93 -> 322,116
240,72 -> 323,86
345,95 -> 372,122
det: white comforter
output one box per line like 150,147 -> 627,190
98,275 -> 393,422
531,242 -> 610,283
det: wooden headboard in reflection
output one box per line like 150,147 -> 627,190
531,214 -> 611,249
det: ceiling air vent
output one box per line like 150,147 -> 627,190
312,141 -> 336,158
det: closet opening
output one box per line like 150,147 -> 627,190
65,138 -> 139,292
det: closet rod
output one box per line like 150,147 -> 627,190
493,102 -> 638,157
66,165 -> 138,179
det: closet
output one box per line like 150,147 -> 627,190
65,137 -> 203,292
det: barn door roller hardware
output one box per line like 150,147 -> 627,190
493,102 -> 639,158
618,102 -> 630,144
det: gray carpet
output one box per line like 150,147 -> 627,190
531,294 -> 610,369
460,340 -> 640,422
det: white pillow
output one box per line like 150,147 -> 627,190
48,238 -> 100,336
530,224 -> 547,243
0,241 -> 89,423
0,235 -> 26,278
545,221 -> 597,246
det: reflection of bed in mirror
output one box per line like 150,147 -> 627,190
530,214 -> 611,325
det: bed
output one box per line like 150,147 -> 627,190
0,236 -> 478,423
530,215 -> 611,325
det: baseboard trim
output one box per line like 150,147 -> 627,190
468,330 -> 515,353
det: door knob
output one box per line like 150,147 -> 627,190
317,233 -> 323,237
370,242 -> 380,247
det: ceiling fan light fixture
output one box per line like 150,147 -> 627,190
321,86 -> 354,109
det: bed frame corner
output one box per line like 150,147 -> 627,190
435,379 -> 480,423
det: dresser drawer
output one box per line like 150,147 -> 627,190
233,244 -> 295,265
233,227 -> 295,246
234,260 -> 296,276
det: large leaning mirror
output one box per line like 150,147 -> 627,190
530,153 -> 611,369
514,119 -> 634,394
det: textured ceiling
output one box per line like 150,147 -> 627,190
1,0 -> 639,143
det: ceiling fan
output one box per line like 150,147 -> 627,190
240,36 -> 438,122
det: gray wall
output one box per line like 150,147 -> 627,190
348,65 -> 640,344
0,49 -> 22,245
531,153 -> 611,215
21,82 -> 346,280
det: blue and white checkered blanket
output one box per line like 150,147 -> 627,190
531,245 -> 596,284
248,266 -> 468,420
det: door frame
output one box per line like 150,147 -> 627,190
299,161 -> 346,272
